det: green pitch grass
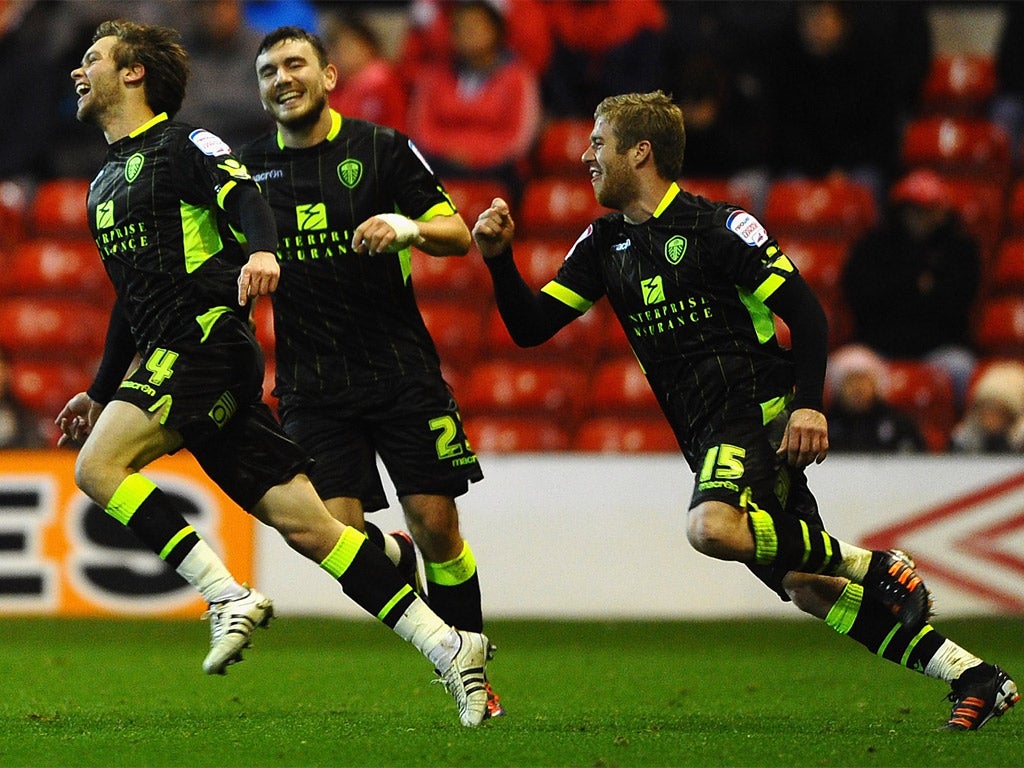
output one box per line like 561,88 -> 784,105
0,616 -> 1020,767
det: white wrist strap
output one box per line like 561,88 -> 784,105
376,213 -> 425,250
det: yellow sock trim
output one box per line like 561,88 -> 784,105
377,584 -> 414,621
106,474 -> 158,525
424,541 -> 477,586
159,525 -> 195,561
747,509 -> 777,565
876,623 -> 902,658
901,625 -> 934,668
824,582 -> 863,635
320,526 -> 367,579
797,520 -> 811,569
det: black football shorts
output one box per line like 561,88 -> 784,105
280,374 -> 483,511
112,314 -> 310,510
689,409 -> 825,600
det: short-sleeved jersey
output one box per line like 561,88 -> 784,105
546,183 -> 800,465
86,114 -> 256,353
238,111 -> 458,404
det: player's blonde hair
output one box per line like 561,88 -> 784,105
594,91 -> 686,180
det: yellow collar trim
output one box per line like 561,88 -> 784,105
129,112 -> 169,138
276,109 -> 343,149
652,182 -> 681,219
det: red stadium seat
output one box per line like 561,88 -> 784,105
938,176 -> 1006,258
0,238 -> 111,303
588,356 -> 660,415
990,238 -> 1024,293
251,296 -> 275,353
0,298 -> 108,359
464,415 -> 571,452
482,302 -> 604,362
572,416 -> 677,452
28,178 -> 92,237
9,359 -> 94,417
781,238 -> 849,297
681,177 -> 756,212
780,237 -> 851,350
0,179 -> 30,246
883,360 -> 957,452
412,251 -> 487,300
1007,178 -> 1024,235
975,296 -> 1024,355
900,116 -> 1011,182
519,178 -> 608,239
919,54 -> 997,115
460,360 -> 588,421
603,315 -> 632,357
443,179 -> 510,224
510,238 -> 574,288
418,299 -> 485,366
533,118 -> 592,177
763,178 -> 876,240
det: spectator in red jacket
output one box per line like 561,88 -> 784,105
323,12 -> 408,132
405,0 -> 541,203
398,0 -> 552,84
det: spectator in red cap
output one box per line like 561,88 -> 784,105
841,168 -> 982,405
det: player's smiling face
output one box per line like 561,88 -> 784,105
583,117 -> 638,212
256,38 -> 336,128
71,35 -> 122,126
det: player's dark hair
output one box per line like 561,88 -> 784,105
595,91 -> 686,180
93,19 -> 189,118
256,26 -> 330,68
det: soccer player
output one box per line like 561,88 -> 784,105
471,90 -> 1019,731
56,18 -> 491,727
236,27 -> 503,718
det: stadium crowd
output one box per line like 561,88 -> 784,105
1,0 -> 1023,454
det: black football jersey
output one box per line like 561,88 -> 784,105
239,111 -> 459,402
86,114 -> 255,352
545,183 -> 800,455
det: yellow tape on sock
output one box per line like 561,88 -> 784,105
320,526 -> 367,579
423,541 -> 477,586
105,474 -> 158,525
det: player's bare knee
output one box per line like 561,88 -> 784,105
73,444 -> 109,502
686,502 -> 744,558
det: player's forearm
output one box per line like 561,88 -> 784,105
767,277 -> 828,411
223,183 -> 279,255
415,213 -> 471,256
484,248 -> 574,346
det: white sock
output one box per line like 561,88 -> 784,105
924,640 -> 984,683
177,540 -> 246,604
392,596 -> 461,669
382,533 -> 402,566
835,544 -> 873,582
